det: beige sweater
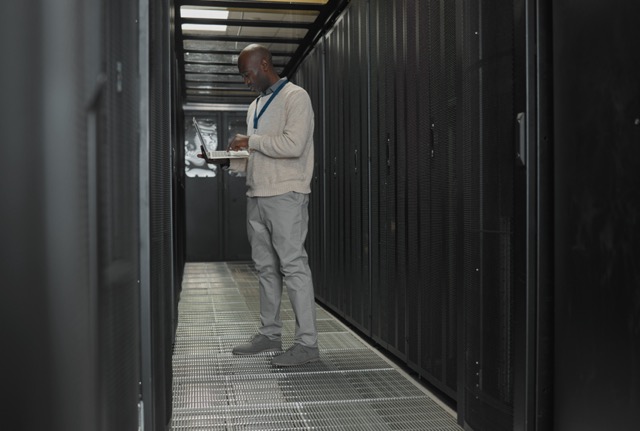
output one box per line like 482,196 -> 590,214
229,81 -> 315,197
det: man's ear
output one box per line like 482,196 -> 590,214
260,58 -> 269,71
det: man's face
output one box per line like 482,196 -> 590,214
238,53 -> 268,93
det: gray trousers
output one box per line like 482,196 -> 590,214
247,192 -> 318,348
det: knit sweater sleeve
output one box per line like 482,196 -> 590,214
247,88 -> 313,158
228,158 -> 247,173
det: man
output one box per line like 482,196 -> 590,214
208,44 -> 319,367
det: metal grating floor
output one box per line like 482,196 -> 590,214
170,262 -> 463,430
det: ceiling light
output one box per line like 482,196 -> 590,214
180,7 -> 229,20
182,24 -> 227,32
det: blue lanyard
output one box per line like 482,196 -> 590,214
253,79 -> 288,130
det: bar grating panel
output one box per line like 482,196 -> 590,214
170,262 -> 461,430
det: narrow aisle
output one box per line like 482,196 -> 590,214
170,262 -> 462,430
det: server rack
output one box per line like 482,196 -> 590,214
324,0 -> 371,333
369,0 -> 405,359
553,1 -> 640,429
296,0 -> 528,429
140,0 -> 178,428
184,112 -> 251,262
297,42 -> 327,309
458,0 -> 522,428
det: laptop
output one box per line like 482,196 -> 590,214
193,117 -> 249,161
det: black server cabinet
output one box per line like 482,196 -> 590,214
458,0 -> 523,429
296,2 -> 532,428
99,0 -> 146,428
369,0 -> 460,397
184,112 -> 251,262
324,0 -> 371,333
296,43 -> 326,305
324,23 -> 347,313
144,0 -> 176,427
370,0 -> 406,359
223,114 -> 253,261
344,0 -> 370,334
417,0 -> 460,398
553,1 -> 640,430
3,0 -> 145,428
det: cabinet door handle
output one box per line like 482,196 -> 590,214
354,149 -> 359,175
386,133 -> 391,173
516,112 -> 526,166
430,123 -> 435,159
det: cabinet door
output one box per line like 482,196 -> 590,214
324,24 -> 346,312
412,0 -> 459,398
553,1 -> 640,430
295,44 -> 326,303
185,113 -> 250,261
369,0 -> 405,358
185,114 -> 223,261
458,0 -> 523,428
222,113 -> 251,261
325,0 -> 371,332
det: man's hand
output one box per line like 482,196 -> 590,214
228,134 -> 250,152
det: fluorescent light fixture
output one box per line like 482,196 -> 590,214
182,24 -> 227,32
180,7 -> 229,20
181,7 -> 229,32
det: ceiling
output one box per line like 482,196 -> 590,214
175,0 -> 349,109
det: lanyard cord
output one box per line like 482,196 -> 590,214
253,79 -> 289,130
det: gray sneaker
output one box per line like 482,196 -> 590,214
271,343 -> 320,367
232,334 -> 282,355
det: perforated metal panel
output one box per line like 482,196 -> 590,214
366,0 -> 459,397
295,43 -> 326,305
553,1 -> 640,429
369,0 -> 404,359
97,0 -> 144,428
323,0 -> 371,333
293,0 -> 461,402
421,0 -> 459,396
170,262 -> 462,430
145,0 -> 175,426
459,0 -> 517,429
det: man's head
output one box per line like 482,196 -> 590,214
237,44 -> 279,93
